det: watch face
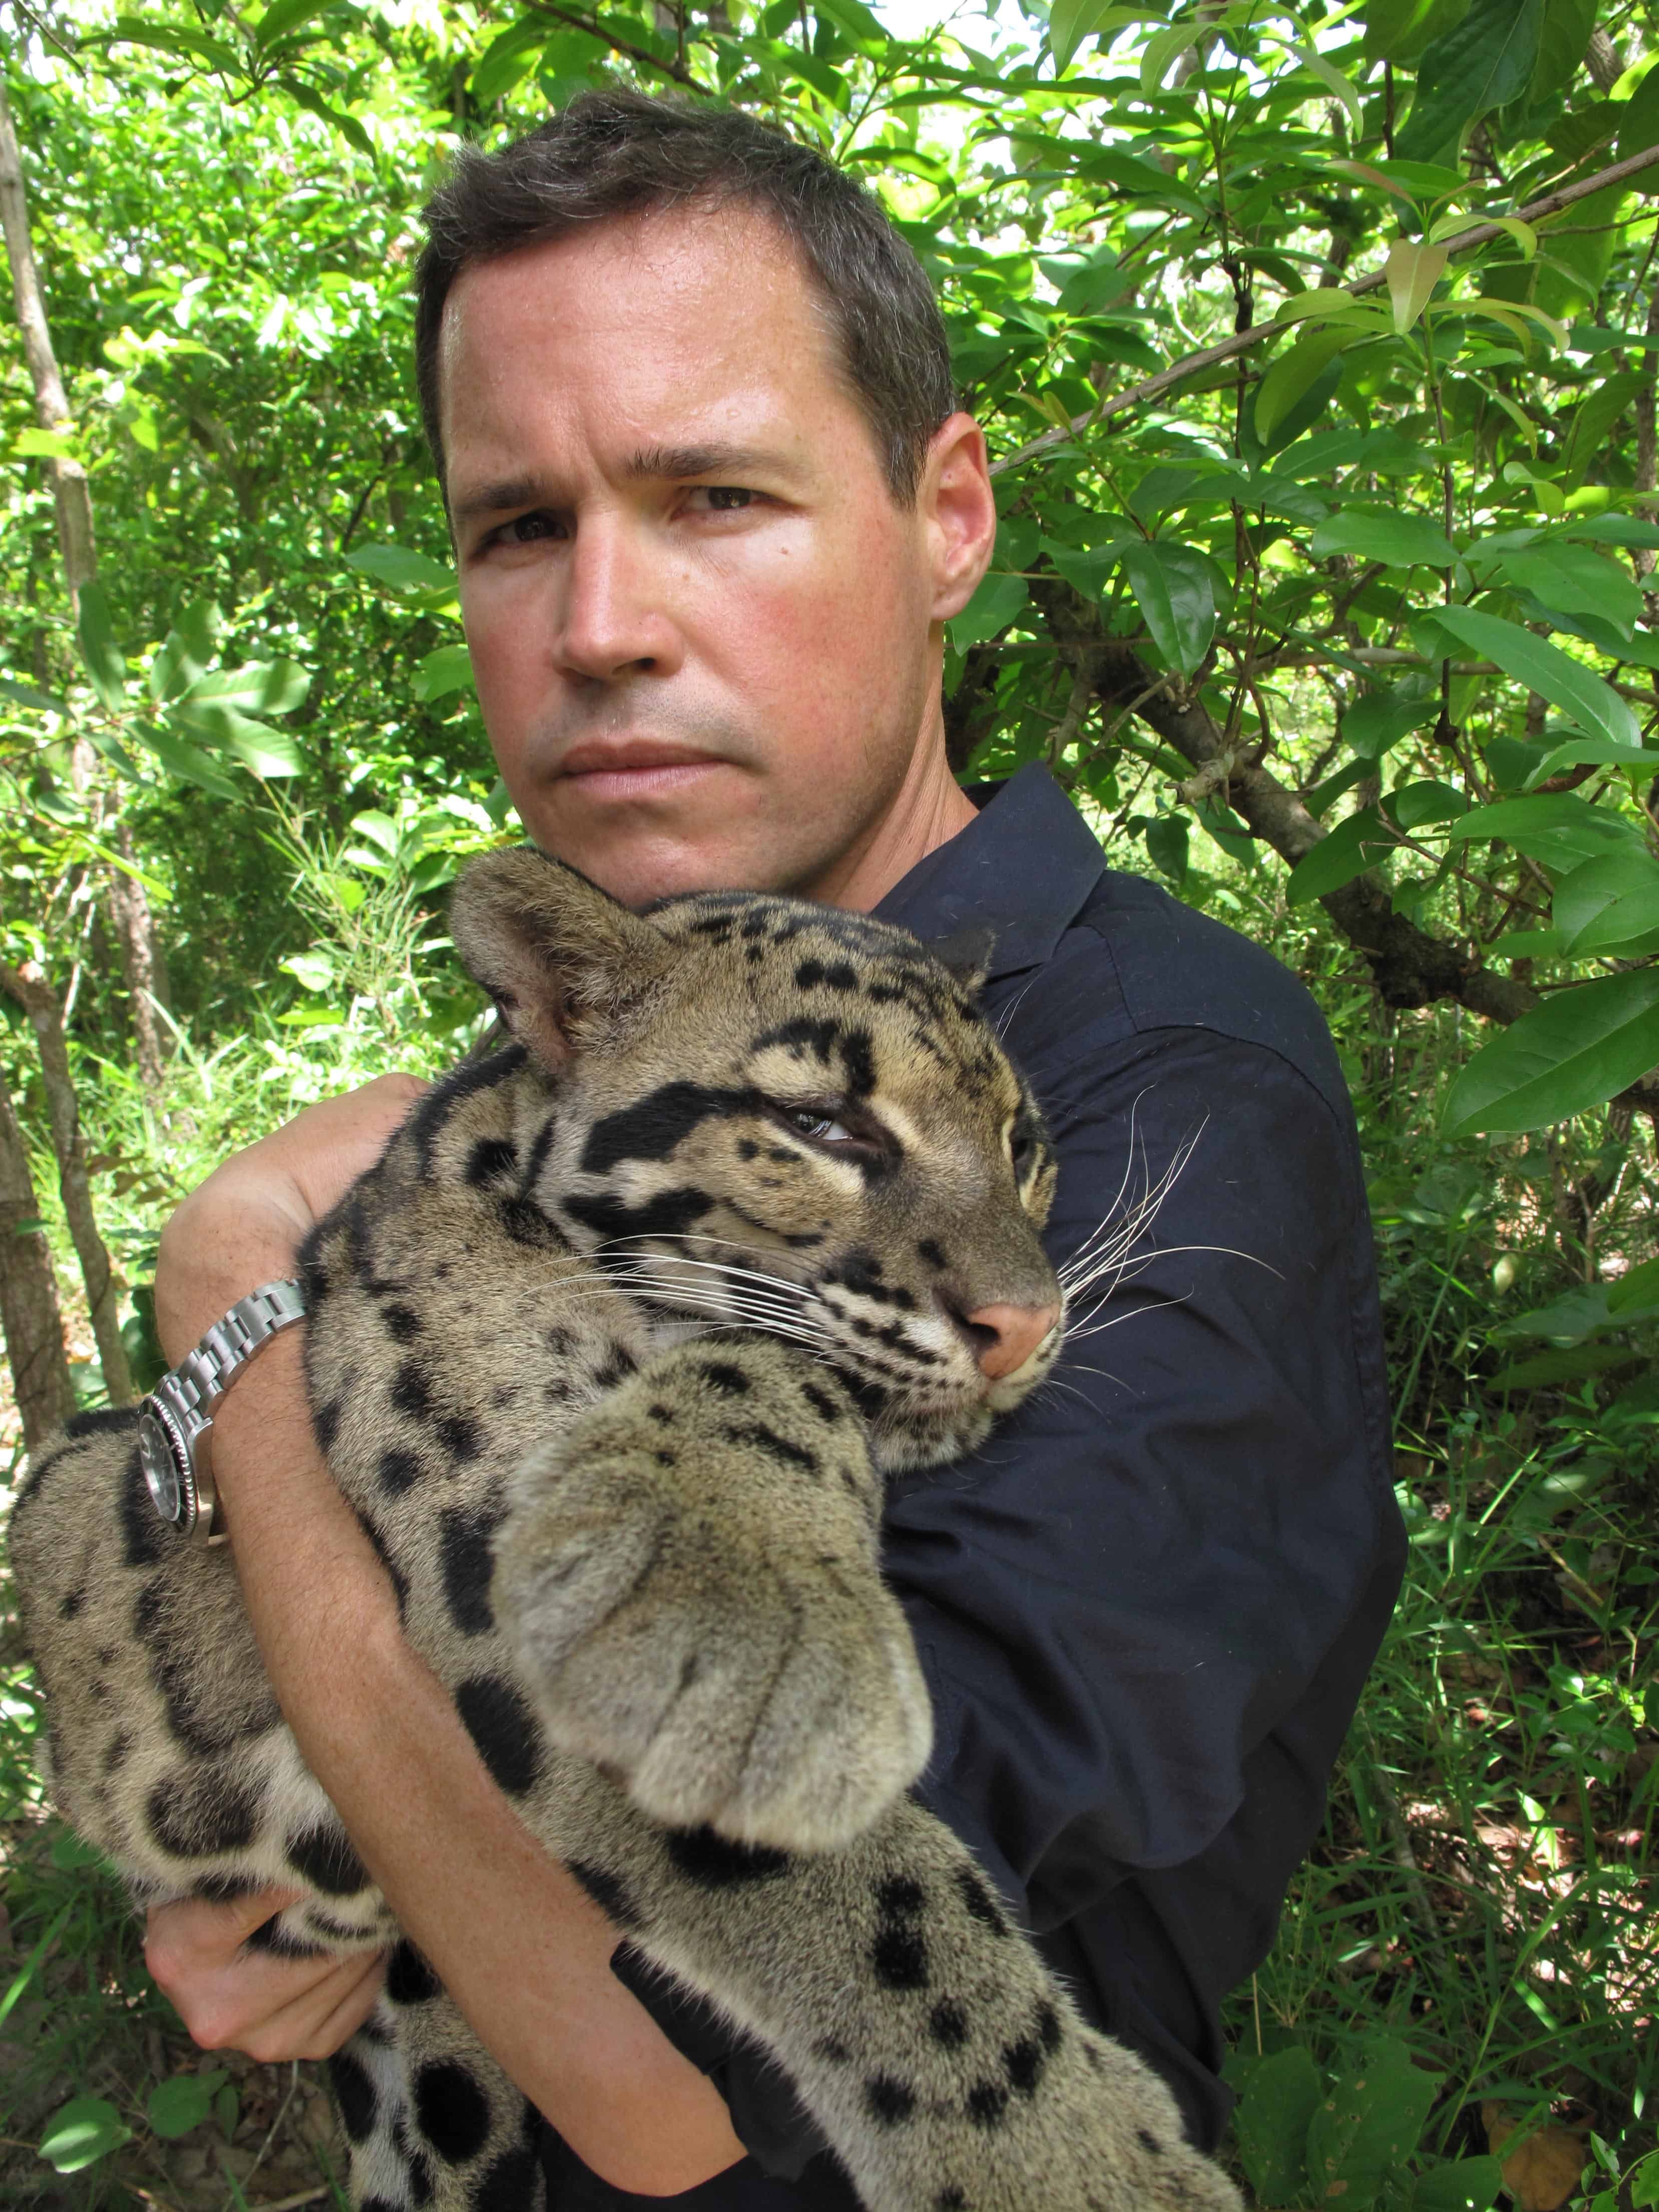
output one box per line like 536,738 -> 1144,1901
138,1405 -> 187,1525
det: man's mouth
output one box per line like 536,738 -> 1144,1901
557,740 -> 729,796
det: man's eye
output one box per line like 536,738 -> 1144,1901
503,511 -> 563,542
692,486 -> 756,512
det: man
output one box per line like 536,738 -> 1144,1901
143,92 -> 1403,2207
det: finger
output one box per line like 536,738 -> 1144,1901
205,1949 -> 390,2065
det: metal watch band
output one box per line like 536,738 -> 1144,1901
169,1279 -> 309,1423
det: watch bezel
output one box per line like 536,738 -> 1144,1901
138,1392 -> 196,1532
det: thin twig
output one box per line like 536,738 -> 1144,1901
514,0 -> 697,84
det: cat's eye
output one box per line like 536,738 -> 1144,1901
785,1108 -> 854,1143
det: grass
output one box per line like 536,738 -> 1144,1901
0,837 -> 1655,2210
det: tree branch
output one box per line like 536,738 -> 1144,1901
515,0 -> 698,85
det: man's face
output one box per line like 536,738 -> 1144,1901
440,206 -> 986,907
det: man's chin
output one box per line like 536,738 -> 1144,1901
518,810 -> 813,908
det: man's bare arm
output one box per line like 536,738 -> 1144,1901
150,1080 -> 747,2195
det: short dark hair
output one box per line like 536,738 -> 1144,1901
414,90 -> 955,504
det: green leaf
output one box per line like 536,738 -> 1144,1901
1471,541 -> 1642,639
1608,1254 -> 1659,1315
1386,237 -> 1449,333
1560,513 -> 1659,550
181,660 -> 311,715
1626,2150 -> 1659,2207
949,571 -> 1028,651
1561,370 -> 1646,488
1428,607 -> 1642,754
413,643 -> 476,702
1529,0 -> 1595,100
1411,2154 -> 1505,2210
1345,684 -> 1435,757
1488,1342 -> 1646,1389
1362,0 -> 1472,67
1553,852 -> 1659,954
76,583 -> 129,712
0,675 -> 67,716
1444,792 -> 1644,870
1286,806 -> 1397,902
1390,778 -> 1467,830
280,80 -> 375,158
39,2097 -> 131,2174
253,0 -> 340,45
1143,813 -> 1189,884
132,722 -> 245,803
147,2071 -> 227,2140
1255,328 -> 1355,446
1443,969 -> 1659,1134
1396,0 -> 1545,166
1305,2037 -> 1440,2203
345,542 -> 457,593
12,425 -> 79,459
1119,541 -> 1215,678
1235,2045 -> 1322,2204
1310,508 -> 1458,568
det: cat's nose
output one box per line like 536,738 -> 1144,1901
962,1302 -> 1060,1379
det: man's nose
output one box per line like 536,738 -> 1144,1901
961,1302 -> 1061,1380
556,519 -> 684,681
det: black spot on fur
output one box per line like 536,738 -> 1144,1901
917,1238 -> 948,1269
415,2059 -> 490,2164
700,1360 -> 750,1396
865,2074 -> 917,2124
795,959 -> 859,992
664,1826 -> 789,1888
580,1081 -> 760,1176
498,1194 -> 562,1247
382,1302 -> 423,1344
455,1676 -> 542,1797
132,1581 -> 277,1758
930,2000 -> 969,2048
936,2192 -> 968,2211
817,2037 -> 851,2063
313,1398 -> 343,1452
593,1345 -> 637,1389
472,2147 -> 539,2210
800,1380 -> 843,1424
387,1939 -> 440,2005
392,1359 -> 432,1422
245,1915 -> 324,1960
193,1871 -> 259,1903
568,1861 -> 645,1930
441,1503 -> 505,1637
955,1866 -> 1009,1935
407,1045 -> 526,1178
287,1823 -> 370,1896
379,1447 -> 423,1496
873,1880 -> 930,1990
58,1586 -> 84,1619
65,1405 -> 141,1442
1038,2002 -> 1063,2052
564,1185 -> 713,1244
1137,2127 -> 1164,2155
330,2048 -> 378,2143
648,1403 -> 676,1424
721,1422 -> 818,1476
102,1731 -> 131,1775
1002,2035 -> 1045,2097
437,1413 -> 483,1464
465,1135 -> 517,1186
967,2081 -> 1009,2127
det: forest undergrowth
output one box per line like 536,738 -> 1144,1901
0,831 -> 1652,2212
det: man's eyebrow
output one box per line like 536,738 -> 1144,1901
450,476 -> 547,527
625,443 -> 780,480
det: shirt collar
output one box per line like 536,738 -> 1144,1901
873,762 -> 1107,982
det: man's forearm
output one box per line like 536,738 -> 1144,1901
210,1336 -> 746,2194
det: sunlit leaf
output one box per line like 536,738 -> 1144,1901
1310,507 -> 1458,568
1428,607 -> 1641,754
39,2098 -> 130,2175
1444,970 -> 1659,1134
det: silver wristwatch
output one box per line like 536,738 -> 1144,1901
136,1280 -> 308,1544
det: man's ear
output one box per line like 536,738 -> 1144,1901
919,412 -> 998,624
448,847 -> 675,1073
927,923 -> 996,994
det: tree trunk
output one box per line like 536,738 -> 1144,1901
0,1069 -> 75,1452
0,963 -> 132,1404
108,823 -> 168,1104
0,67 -> 95,602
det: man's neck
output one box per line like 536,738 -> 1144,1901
798,738 -> 979,914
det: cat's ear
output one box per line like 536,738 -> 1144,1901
449,847 -> 675,1072
926,924 -> 997,995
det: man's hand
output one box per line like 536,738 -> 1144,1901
155,1073 -> 427,1362
145,1889 -> 388,2061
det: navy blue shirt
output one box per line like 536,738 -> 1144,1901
543,763 -> 1404,2205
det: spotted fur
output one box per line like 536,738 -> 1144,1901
11,851 -> 1240,2212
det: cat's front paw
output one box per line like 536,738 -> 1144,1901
491,1346 -> 931,1852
